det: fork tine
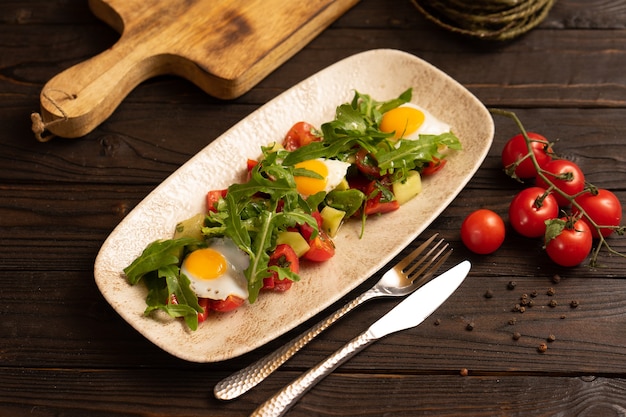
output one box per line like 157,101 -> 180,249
404,238 -> 448,278
407,247 -> 452,286
394,233 -> 438,271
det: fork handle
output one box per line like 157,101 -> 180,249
250,330 -> 377,417
214,291 -> 376,400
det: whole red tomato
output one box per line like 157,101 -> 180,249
573,188 -> 623,238
509,187 -> 559,238
501,132 -> 553,179
535,159 -> 585,207
545,217 -> 592,267
461,209 -> 506,254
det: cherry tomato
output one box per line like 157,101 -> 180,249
573,188 -> 623,238
508,187 -> 559,238
263,244 -> 299,291
535,159 -> 585,207
501,132 -> 553,179
209,295 -> 245,312
460,209 -> 506,254
206,189 -> 227,212
363,180 -> 400,216
355,148 -> 381,178
421,157 -> 447,176
283,121 -> 319,151
303,229 -> 335,262
197,297 -> 210,323
545,218 -> 592,267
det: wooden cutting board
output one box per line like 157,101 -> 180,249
32,0 -> 359,140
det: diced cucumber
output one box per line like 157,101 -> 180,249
392,170 -> 422,205
333,177 -> 350,191
276,231 -> 310,257
173,213 -> 205,240
321,205 -> 346,238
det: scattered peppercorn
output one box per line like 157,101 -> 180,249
547,287 -> 556,296
538,343 -> 548,353
507,281 -> 517,290
484,289 -> 494,299
547,334 -> 556,342
552,274 -> 561,284
561,315 -> 567,319
519,306 -> 526,313
513,332 -> 521,340
549,299 -> 558,308
434,318 -> 441,326
570,300 -> 579,308
466,322 -> 475,331
460,368 -> 469,376
508,318 -> 517,325
530,290 -> 538,298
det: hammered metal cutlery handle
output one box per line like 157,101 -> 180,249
250,330 -> 376,417
214,291 -> 375,400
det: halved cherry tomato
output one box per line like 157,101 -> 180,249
363,180 -> 399,215
535,159 -> 585,207
303,229 -> 335,262
197,297 -> 210,323
263,244 -> 299,291
501,132 -> 553,179
209,295 -> 245,312
355,148 -> 381,178
283,121 -> 319,151
421,157 -> 447,176
206,189 -> 227,212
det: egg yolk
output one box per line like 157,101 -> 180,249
294,159 -> 328,195
183,248 -> 227,280
380,106 -> 425,139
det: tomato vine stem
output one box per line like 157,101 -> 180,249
489,108 -> 625,267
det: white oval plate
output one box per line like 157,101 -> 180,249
94,49 -> 494,362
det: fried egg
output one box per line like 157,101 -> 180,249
293,158 -> 350,196
180,238 -> 249,301
380,102 -> 450,140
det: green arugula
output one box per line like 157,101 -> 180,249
123,238 -> 204,330
123,88 -> 462,330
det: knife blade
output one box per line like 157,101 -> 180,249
368,259 -> 470,339
250,260 -> 471,417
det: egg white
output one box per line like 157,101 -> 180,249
319,158 -> 351,193
395,102 -> 451,139
181,238 -> 250,301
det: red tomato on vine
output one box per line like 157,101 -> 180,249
544,217 -> 592,267
573,188 -> 623,238
535,159 -> 585,207
501,132 -> 553,179
509,187 -> 559,238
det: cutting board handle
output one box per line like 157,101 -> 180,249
31,36 -> 160,141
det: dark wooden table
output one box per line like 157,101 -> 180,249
3,1 -> 626,416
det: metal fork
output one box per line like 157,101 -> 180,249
213,233 -> 451,400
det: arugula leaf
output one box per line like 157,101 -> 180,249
123,237 -> 200,285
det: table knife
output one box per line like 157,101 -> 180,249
250,260 -> 471,417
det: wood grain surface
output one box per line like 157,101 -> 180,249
2,0 -> 626,416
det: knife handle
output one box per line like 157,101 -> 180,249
214,290 -> 376,400
250,330 -> 377,417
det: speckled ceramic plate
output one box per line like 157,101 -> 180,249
94,49 -> 494,362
